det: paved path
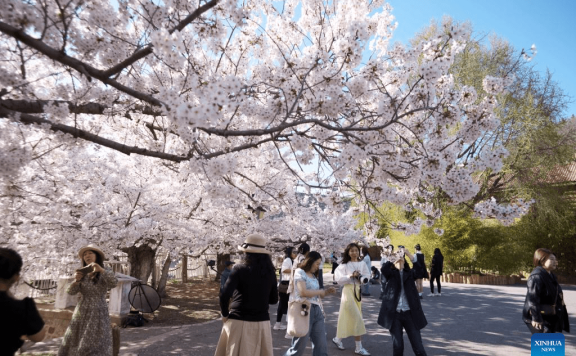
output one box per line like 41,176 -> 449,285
23,279 -> 576,356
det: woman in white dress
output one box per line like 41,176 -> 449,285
332,243 -> 371,355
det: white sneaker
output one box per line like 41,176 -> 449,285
273,322 -> 283,330
437,293 -> 441,296
355,348 -> 371,355
285,332 -> 292,339
279,322 -> 287,330
427,293 -> 435,297
332,337 -> 345,350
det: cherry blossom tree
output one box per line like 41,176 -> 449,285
1,0 -> 534,271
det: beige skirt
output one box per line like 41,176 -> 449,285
214,319 -> 273,356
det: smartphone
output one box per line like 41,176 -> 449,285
76,265 -> 94,274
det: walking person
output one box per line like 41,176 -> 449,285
427,248 -> 443,297
283,252 -> 337,356
522,248 -> 570,334
58,245 -> 118,356
361,246 -> 371,296
412,244 -> 426,299
330,251 -> 340,285
215,234 -> 278,356
274,246 -> 297,330
332,243 -> 371,355
378,246 -> 428,356
1,247 -> 46,356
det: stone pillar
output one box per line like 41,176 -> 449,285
55,277 -> 79,309
109,273 -> 141,316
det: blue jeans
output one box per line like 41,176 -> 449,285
284,304 -> 328,356
389,310 -> 427,356
362,282 -> 370,295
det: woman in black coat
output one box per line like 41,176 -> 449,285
522,248 -> 570,334
378,247 -> 428,356
428,248 -> 443,297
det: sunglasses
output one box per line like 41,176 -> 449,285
300,304 -> 309,316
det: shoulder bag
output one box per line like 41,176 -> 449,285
539,285 -> 559,315
286,271 -> 311,337
278,262 -> 289,294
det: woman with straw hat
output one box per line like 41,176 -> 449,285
215,234 -> 279,356
58,245 -> 118,356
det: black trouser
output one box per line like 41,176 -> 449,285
429,274 -> 441,293
277,292 -> 289,322
389,310 -> 427,356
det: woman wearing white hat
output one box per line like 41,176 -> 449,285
215,234 -> 279,356
58,245 -> 118,356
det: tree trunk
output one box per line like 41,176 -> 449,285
123,245 -> 156,283
181,255 -> 188,283
157,254 -> 172,298
216,253 -> 231,282
151,256 -> 158,289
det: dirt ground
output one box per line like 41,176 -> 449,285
148,278 -> 221,326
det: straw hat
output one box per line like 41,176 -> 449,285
78,244 -> 106,261
238,234 -> 271,254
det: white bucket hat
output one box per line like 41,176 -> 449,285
238,234 -> 271,254
78,244 -> 106,262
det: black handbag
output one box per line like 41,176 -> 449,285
539,285 -> 559,315
279,281 -> 289,294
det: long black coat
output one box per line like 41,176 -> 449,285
377,261 -> 428,330
522,266 -> 570,333
430,254 -> 443,277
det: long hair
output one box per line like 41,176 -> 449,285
284,246 -> 295,260
434,248 -> 443,258
0,248 -> 23,283
299,251 -> 322,276
361,246 -> 370,257
342,243 -> 361,264
298,243 -> 310,256
82,250 -> 104,284
244,252 -> 276,278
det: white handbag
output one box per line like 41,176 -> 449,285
286,298 -> 311,337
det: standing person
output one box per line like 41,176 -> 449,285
317,254 -> 325,289
220,261 -> 235,291
58,245 -> 118,356
0,248 -> 46,356
294,242 -> 310,269
215,234 -> 278,356
332,243 -> 371,355
378,247 -> 428,356
427,248 -> 443,297
331,251 -> 340,285
522,248 -> 570,334
274,246 -> 297,330
379,245 -> 393,300
283,252 -> 337,356
361,246 -> 371,296
412,244 -> 426,299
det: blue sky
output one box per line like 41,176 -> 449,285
387,0 -> 576,118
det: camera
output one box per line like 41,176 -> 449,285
207,260 -> 216,267
353,271 -> 368,284
398,245 -> 405,249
